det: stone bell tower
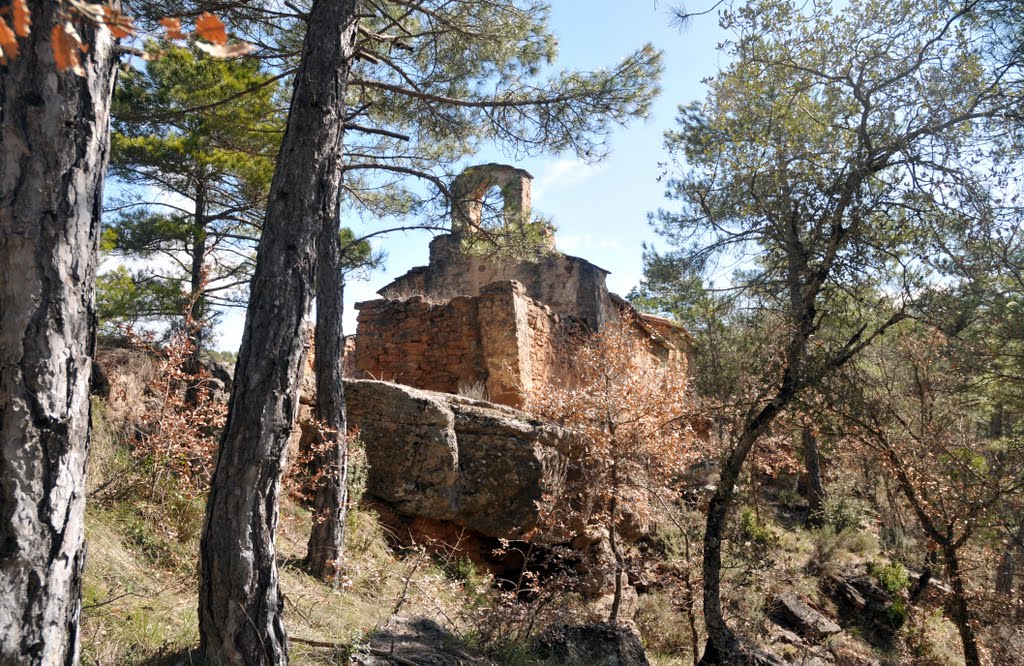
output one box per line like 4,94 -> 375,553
449,163 -> 534,233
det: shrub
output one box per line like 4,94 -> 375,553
869,561 -> 910,595
818,489 -> 867,532
738,507 -> 777,547
868,560 -> 911,630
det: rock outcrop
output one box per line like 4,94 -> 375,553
823,567 -> 908,640
768,592 -> 841,641
538,623 -> 650,666
345,379 -> 576,543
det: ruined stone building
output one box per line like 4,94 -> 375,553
348,163 -> 692,408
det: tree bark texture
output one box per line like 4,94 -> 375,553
801,427 -> 825,523
699,400 -> 786,665
305,221 -> 348,583
198,1 -> 360,663
702,275 -> 806,662
0,5 -> 118,664
943,544 -> 981,666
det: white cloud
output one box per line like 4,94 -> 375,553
532,158 -> 604,201
558,232 -> 593,253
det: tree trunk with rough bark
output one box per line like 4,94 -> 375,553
198,1 -> 360,663
0,4 -> 118,663
702,260 -> 807,663
305,219 -> 348,583
700,404 -> 784,664
943,544 -> 981,666
801,427 -> 825,524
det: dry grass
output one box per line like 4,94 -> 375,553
81,495 -> 476,664
81,380 -> 484,665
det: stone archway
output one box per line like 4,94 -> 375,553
450,163 -> 533,232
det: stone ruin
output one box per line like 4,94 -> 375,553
349,162 -> 692,408
313,164 -> 694,593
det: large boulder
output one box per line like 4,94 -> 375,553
345,379 -> 576,542
768,592 -> 841,641
537,623 -> 650,666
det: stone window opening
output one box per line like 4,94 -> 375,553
450,163 -> 534,235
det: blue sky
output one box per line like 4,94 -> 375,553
215,2 -> 729,350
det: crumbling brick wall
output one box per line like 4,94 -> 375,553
380,234 -> 618,330
522,297 -> 590,396
352,281 -> 592,408
352,295 -> 485,395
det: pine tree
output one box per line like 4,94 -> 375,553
0,2 -> 119,661
104,44 -> 282,358
193,1 -> 664,662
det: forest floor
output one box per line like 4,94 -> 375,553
78,350 -> 1020,665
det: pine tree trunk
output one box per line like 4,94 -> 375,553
701,397 -> 790,664
700,468 -> 743,664
0,4 -> 118,663
801,427 -> 825,524
306,220 -> 348,583
186,179 -> 208,379
198,1 -> 360,663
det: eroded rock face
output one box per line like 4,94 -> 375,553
345,379 -> 576,542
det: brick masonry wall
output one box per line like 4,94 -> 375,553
352,281 -> 593,408
352,295 -> 485,395
522,293 -> 591,397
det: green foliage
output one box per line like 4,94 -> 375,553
738,508 -> 777,548
97,266 -> 187,336
642,0 -> 1022,388
628,256 -> 762,401
104,44 -> 284,338
818,490 -> 868,533
300,0 -> 662,227
869,561 -> 910,596
339,227 -> 380,280
104,44 -> 380,344
460,214 -> 557,263
868,561 -> 911,629
807,525 -> 876,577
202,349 -> 237,364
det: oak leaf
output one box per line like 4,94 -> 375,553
0,17 -> 17,60
159,17 -> 185,41
12,0 -> 30,38
51,22 -> 85,76
195,12 -> 227,45
101,5 -> 135,39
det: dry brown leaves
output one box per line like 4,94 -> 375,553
527,318 -> 699,531
1,1 -> 251,75
194,12 -> 226,45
